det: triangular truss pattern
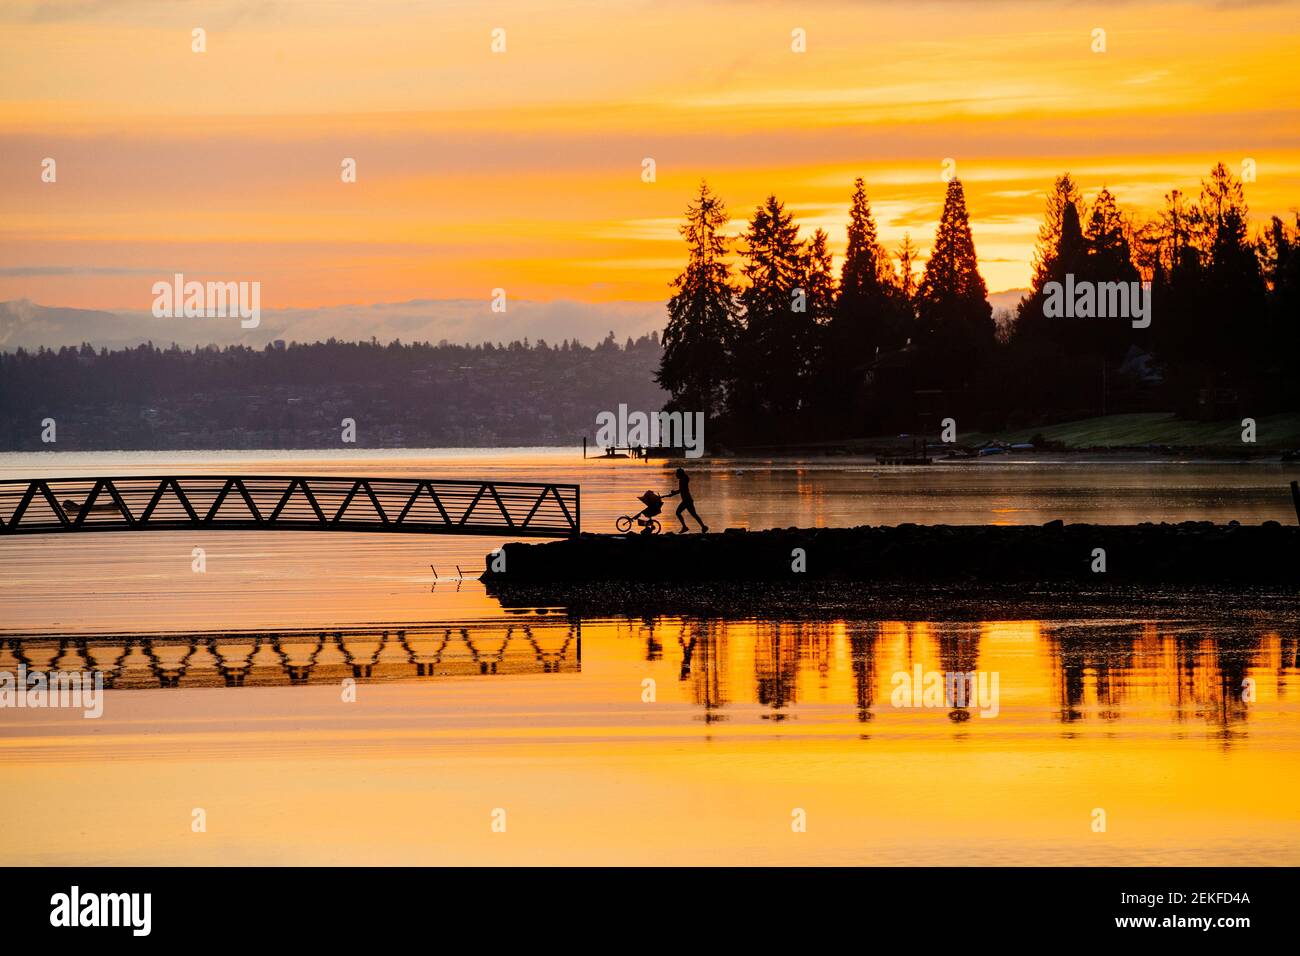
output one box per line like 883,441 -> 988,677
458,483 -> 515,527
204,478 -> 264,524
395,481 -> 452,526
520,485 -> 575,529
269,479 -> 326,522
2,624 -> 581,687
140,479 -> 200,523
0,475 -> 580,538
332,480 -> 389,525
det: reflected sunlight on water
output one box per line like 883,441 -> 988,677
2,450 -> 1297,865
2,448 -> 1297,632
1,615 -> 1296,865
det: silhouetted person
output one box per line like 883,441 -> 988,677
666,467 -> 708,533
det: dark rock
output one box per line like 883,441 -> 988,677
481,522 -> 1300,591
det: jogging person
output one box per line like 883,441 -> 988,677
666,467 -> 708,533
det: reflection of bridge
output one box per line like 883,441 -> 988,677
0,624 -> 580,688
0,475 -> 580,538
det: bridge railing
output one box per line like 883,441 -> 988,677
0,475 -> 580,538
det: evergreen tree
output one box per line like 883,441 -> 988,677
732,194 -> 810,418
838,178 -> 892,310
1014,175 -> 1086,339
802,228 -> 837,320
1029,173 -> 1083,291
895,233 -> 920,301
831,178 -> 907,356
800,228 -> 837,409
819,180 -> 913,428
658,181 -> 740,416
1156,164 -> 1266,385
1084,189 -> 1136,278
1021,196 -> 1086,308
1081,188 -> 1141,359
1260,214 -> 1300,405
1196,163 -> 1265,375
1147,188 -> 1203,379
1060,199 -> 1088,270
1157,188 -> 1196,272
1004,185 -> 1089,419
916,178 -> 995,379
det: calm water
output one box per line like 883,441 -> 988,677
1,449 -> 1298,864
0,448 -> 1296,632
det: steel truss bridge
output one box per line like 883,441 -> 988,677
0,475 -> 580,538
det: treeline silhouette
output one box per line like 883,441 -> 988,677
0,333 -> 665,450
658,165 -> 1299,443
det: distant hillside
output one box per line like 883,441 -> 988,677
988,288 -> 1030,324
967,412 -> 1300,451
0,335 -> 668,450
0,298 -> 665,352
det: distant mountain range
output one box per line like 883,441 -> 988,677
988,288 -> 1030,322
0,298 -> 666,351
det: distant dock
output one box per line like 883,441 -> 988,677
582,437 -> 688,460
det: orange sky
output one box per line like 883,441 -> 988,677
2,0 -> 1298,314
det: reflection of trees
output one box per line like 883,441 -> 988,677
1044,622 -> 1275,745
807,625 -> 834,693
849,628 -> 880,723
935,625 -> 981,723
640,614 -> 664,662
1173,629 -> 1264,746
1046,624 -> 1137,723
754,624 -> 801,718
1281,631 -> 1299,699
678,621 -> 728,722
1208,635 -> 1252,744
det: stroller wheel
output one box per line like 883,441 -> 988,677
647,519 -> 661,535
615,515 -> 633,533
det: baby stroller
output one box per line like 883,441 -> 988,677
615,490 -> 665,535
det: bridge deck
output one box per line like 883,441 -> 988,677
0,475 -> 579,538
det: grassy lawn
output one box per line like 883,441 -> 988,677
960,412 -> 1300,449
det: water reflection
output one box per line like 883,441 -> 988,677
3,616 -> 1296,746
1043,621 -> 1295,744
617,616 -> 1298,742
0,623 -> 580,689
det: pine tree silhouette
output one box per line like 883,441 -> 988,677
733,194 -> 810,418
800,227 -> 837,411
823,179 -> 911,425
917,178 -> 995,380
657,181 -> 740,417
1029,173 -> 1083,292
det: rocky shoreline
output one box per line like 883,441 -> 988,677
481,522 -> 1300,589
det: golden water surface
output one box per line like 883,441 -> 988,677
1,451 -> 1297,865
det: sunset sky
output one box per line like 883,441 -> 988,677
2,0 -> 1299,335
